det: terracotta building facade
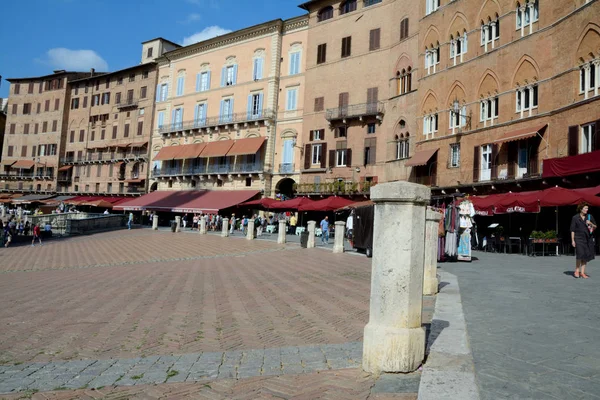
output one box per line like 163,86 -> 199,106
149,17 -> 308,198
413,0 -> 600,195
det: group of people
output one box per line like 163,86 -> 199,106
1,218 -> 45,248
175,212 -> 298,236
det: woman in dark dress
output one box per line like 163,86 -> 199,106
571,203 -> 597,279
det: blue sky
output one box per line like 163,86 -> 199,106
0,0 -> 305,98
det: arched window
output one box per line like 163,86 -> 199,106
397,68 -> 413,96
317,6 -> 334,22
340,0 -> 357,15
516,0 -> 539,36
406,67 -> 412,92
396,125 -> 410,160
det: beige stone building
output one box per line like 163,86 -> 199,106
412,0 -> 600,195
1,71 -> 89,193
149,17 -> 308,199
59,63 -> 159,195
296,0 -> 419,195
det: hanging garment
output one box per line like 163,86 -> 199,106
457,228 -> 472,261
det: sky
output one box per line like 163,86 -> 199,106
0,0 -> 305,98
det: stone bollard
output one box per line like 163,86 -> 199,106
307,221 -> 316,248
247,219 -> 255,240
175,216 -> 181,233
277,220 -> 287,244
152,215 -> 158,230
222,218 -> 230,237
199,216 -> 207,234
333,221 -> 345,253
363,181 -> 431,374
423,209 -> 443,296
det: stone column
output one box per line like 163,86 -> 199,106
152,215 -> 158,230
483,25 -> 489,52
490,22 -> 496,49
423,209 -> 443,296
247,219 -> 255,240
222,218 -> 229,237
333,221 -> 345,254
1,205 -> 6,219
175,216 -> 181,233
199,216 -> 207,234
363,181 -> 431,374
307,221 -> 316,248
277,220 -> 286,244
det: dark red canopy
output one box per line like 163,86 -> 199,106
238,197 -> 278,209
269,197 -> 314,211
299,197 -> 355,212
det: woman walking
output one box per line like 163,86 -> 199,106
571,202 -> 597,279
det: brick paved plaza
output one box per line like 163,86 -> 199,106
0,229 -> 432,399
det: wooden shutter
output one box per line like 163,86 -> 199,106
304,144 -> 311,169
321,143 -> 327,168
55,99 -> 60,110
339,92 -> 349,108
34,123 -> 38,134
507,141 -> 517,178
137,121 -> 143,136
309,130 -> 314,141
45,100 -> 49,111
24,124 -> 29,135
52,120 -> 57,132
329,149 -> 336,168
473,146 -> 480,182
370,138 -> 377,165
124,124 -> 130,137
21,146 -> 27,157
346,148 -> 352,166
32,146 -> 36,157
491,144 -> 498,179
112,126 -> 118,139
370,29 -> 380,50
320,129 -> 325,140
567,125 -> 578,156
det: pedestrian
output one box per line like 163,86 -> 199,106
290,214 -> 297,234
183,214 -> 188,229
193,214 -> 199,230
230,214 -> 236,235
4,224 -> 12,248
242,215 -> 248,235
128,212 -> 134,230
32,224 -> 42,247
571,202 -> 597,279
320,216 -> 330,245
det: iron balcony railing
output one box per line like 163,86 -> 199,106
0,172 -> 35,179
158,109 -> 275,135
325,102 -> 385,121
116,98 -> 138,109
152,163 -> 263,178
279,163 -> 295,174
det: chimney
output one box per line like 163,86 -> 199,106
90,68 -> 95,77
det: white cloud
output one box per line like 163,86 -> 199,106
182,26 -> 232,46
179,13 -> 201,24
37,48 -> 108,71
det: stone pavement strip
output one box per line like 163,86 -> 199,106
0,343 -> 363,394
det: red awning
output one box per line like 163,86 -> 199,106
471,194 -> 511,216
336,200 -> 373,211
227,137 -> 266,156
66,196 -> 129,206
299,197 -> 355,212
58,165 -> 73,171
542,150 -> 600,178
173,190 -> 260,213
114,191 -> 204,211
154,146 -> 184,161
269,197 -> 314,211
494,124 -> 547,144
11,160 -> 35,169
174,143 -> 206,160
200,140 -> 235,158
405,148 -> 438,167
131,141 -> 148,147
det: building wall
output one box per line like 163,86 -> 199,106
150,18 -> 309,197
60,65 -> 159,195
1,73 -> 82,192
413,0 -> 600,191
298,0 -> 421,193
0,112 -> 6,163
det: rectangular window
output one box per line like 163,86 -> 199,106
226,66 -> 235,85
312,144 -> 322,164
45,100 -> 50,111
364,137 -> 376,165
14,83 -> 20,94
289,52 -> 301,75
176,76 -> 185,96
341,36 -> 352,58
34,123 -> 39,134
11,104 -> 16,114
199,71 -> 210,91
400,18 -> 409,40
23,103 -> 31,114
36,103 -> 41,113
426,0 -> 440,15
249,94 -> 262,117
102,93 -> 110,105
105,78 -> 110,88
286,88 -> 298,111
581,124 -> 596,154
71,98 -> 79,109
32,146 -> 37,157
52,120 -> 57,132
124,124 -> 130,138
96,165 -> 102,178
21,146 -> 27,157
82,96 -> 88,108
112,126 -> 117,139
367,123 -> 376,134
220,99 -> 233,122
42,122 -> 48,133
147,47 -> 153,58
54,98 -> 60,111
137,121 -> 143,136
314,97 -> 324,112
127,89 -> 134,102
79,130 -> 85,142
253,57 -> 264,80
336,149 -> 347,167
28,82 -> 34,93
140,86 -> 147,99
7,146 -> 13,156
312,129 -> 324,141
317,43 -> 327,64
423,114 -> 438,139
369,29 -> 381,51
91,131 -> 95,141
159,83 -> 168,101
92,95 -> 100,106
142,71 -> 149,79
364,0 -> 382,6
450,144 -> 460,168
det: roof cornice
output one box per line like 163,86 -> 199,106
284,15 -> 309,32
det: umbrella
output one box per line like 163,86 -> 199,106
238,198 -> 278,210
299,197 -> 355,212
83,200 -> 115,208
269,197 -> 314,211
336,200 -> 373,211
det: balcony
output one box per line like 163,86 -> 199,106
151,163 -> 263,178
325,102 -> 385,122
279,163 -> 295,174
158,109 -> 275,136
0,171 -> 35,180
412,174 -> 437,187
57,174 -> 72,183
126,186 -> 145,194
116,98 -> 138,109
474,159 -> 540,183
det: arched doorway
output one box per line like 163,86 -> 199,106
276,178 -> 296,199
150,182 -> 158,192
